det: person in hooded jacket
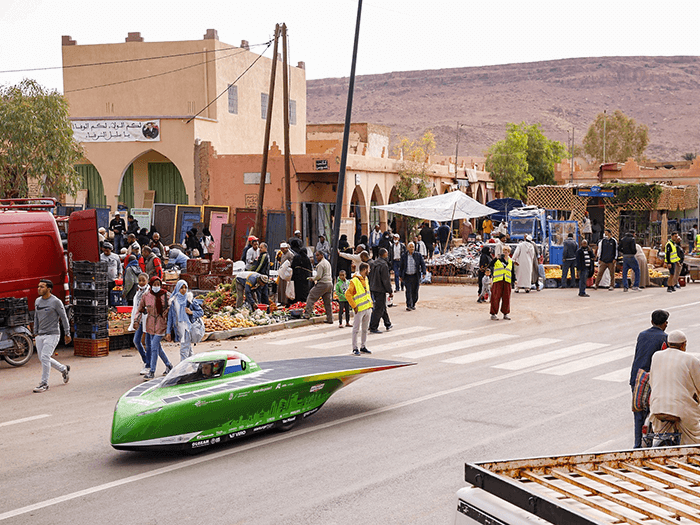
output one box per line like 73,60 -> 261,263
129,273 -> 151,375
166,280 -> 204,362
123,255 -> 142,305
137,276 -> 173,380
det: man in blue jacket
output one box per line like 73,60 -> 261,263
629,309 -> 669,448
399,242 -> 427,311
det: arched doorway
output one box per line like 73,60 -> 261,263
476,185 -> 485,204
119,150 -> 188,208
350,185 -> 366,246
369,184 -> 384,230
74,163 -> 107,208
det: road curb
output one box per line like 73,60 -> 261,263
204,316 -> 327,341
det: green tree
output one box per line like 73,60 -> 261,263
582,110 -> 649,164
682,152 -> 696,161
485,124 -> 529,199
525,123 -> 567,186
392,130 -> 436,230
0,79 -> 83,198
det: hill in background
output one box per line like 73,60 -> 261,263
307,56 -> 700,162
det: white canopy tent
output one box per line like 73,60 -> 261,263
373,191 -> 497,221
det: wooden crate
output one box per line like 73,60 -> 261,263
108,319 -> 125,336
186,258 -> 210,275
211,259 -> 234,275
198,275 -> 222,290
74,338 -> 109,357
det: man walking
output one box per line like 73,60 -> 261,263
346,262 -> 373,355
369,224 -> 382,259
369,248 -> 393,333
665,231 -> 681,292
33,279 -> 71,392
420,222 -> 436,259
390,234 -> 406,292
629,309 -> 669,448
575,239 -> 594,297
561,233 -> 578,288
620,231 -> 640,292
399,242 -> 426,311
101,242 -> 122,281
304,251 -> 334,324
490,246 -> 513,320
594,229 -> 617,290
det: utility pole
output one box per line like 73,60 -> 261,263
254,24 -> 280,238
330,0 -> 363,277
602,109 -> 607,164
281,24 -> 292,240
570,128 -> 574,184
454,122 -> 461,179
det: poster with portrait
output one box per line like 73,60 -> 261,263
71,120 -> 161,143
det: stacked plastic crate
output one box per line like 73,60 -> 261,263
72,261 -> 109,357
0,297 -> 29,328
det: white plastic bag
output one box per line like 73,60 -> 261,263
286,280 -> 296,300
278,260 -> 293,281
190,317 -> 206,343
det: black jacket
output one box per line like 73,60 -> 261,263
420,226 -> 435,247
369,257 -> 392,294
389,242 -> 406,261
478,246 -> 492,272
399,251 -> 427,278
619,235 -> 636,256
562,238 -> 578,260
576,247 -> 595,273
598,237 -> 617,263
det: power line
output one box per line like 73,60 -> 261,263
65,43 -> 270,94
186,41 -> 272,123
0,41 -> 272,75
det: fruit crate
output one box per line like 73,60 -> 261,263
73,288 -> 109,300
74,280 -> 108,291
73,261 -> 108,273
211,259 -> 234,275
220,275 -> 233,285
108,320 -> 125,336
74,304 -> 109,316
0,297 -> 28,311
73,337 -> 109,357
73,296 -> 108,307
75,320 -> 109,333
74,329 -> 110,340
6,312 -> 29,327
109,334 -> 133,351
180,273 -> 198,289
186,258 -> 210,275
198,275 -> 222,290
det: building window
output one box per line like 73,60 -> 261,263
289,100 -> 297,125
228,85 -> 238,114
261,93 -> 268,119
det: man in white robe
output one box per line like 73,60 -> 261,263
649,330 -> 700,444
511,237 -> 536,292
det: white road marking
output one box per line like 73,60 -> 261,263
367,330 -> 473,353
0,361 -> 629,522
493,342 -> 609,370
395,333 -> 516,359
305,325 -> 431,349
441,338 -> 560,365
594,367 -> 630,383
538,346 -> 634,376
0,414 -> 50,428
273,325 -> 430,346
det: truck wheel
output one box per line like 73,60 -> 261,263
3,333 -> 34,367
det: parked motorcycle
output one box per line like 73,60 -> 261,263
0,325 -> 34,367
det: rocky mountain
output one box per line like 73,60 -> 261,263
306,56 -> 700,162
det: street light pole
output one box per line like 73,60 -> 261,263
602,109 -> 607,164
454,122 -> 461,179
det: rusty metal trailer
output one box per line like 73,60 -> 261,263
456,446 -> 700,524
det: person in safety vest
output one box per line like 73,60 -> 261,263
346,262 -> 373,356
665,232 -> 681,293
489,246 -> 513,321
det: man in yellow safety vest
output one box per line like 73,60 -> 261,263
490,246 -> 513,321
665,232 -> 681,293
346,262 -> 373,355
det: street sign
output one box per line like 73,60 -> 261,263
578,188 -> 614,197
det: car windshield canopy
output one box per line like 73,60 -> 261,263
161,360 -> 225,387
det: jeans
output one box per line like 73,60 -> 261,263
133,323 -> 150,366
561,259 -> 576,287
578,268 -> 589,295
338,301 -> 351,325
622,255 -> 640,289
352,309 -> 372,350
36,334 -> 65,385
633,385 -> 649,448
146,333 -> 171,373
392,260 -> 402,291
404,274 -> 419,308
369,291 -> 391,330
179,328 -> 192,362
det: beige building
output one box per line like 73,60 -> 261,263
62,30 -> 306,210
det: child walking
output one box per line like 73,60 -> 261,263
166,280 -> 204,362
335,270 -> 352,328
477,268 -> 492,303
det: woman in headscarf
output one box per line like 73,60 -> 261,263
291,239 -> 313,303
337,234 -> 352,277
201,227 -> 215,260
477,245 -> 492,299
137,228 -> 150,248
138,276 -> 173,380
635,242 -> 650,289
129,272 -> 151,375
166,280 -> 204,362
123,254 -> 142,305
185,229 -> 202,256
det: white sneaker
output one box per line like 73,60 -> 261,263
139,366 -> 149,375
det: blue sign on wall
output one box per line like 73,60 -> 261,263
578,187 -> 614,198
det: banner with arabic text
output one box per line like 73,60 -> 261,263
71,120 -> 160,143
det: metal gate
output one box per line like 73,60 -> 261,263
266,211 -> 295,254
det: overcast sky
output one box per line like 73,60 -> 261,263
1,0 -> 699,93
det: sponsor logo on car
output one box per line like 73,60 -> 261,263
229,430 -> 247,439
282,417 -> 297,424
192,440 -> 210,448
303,407 -> 320,418
310,383 -> 325,393
253,386 -> 273,394
253,423 -> 275,433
